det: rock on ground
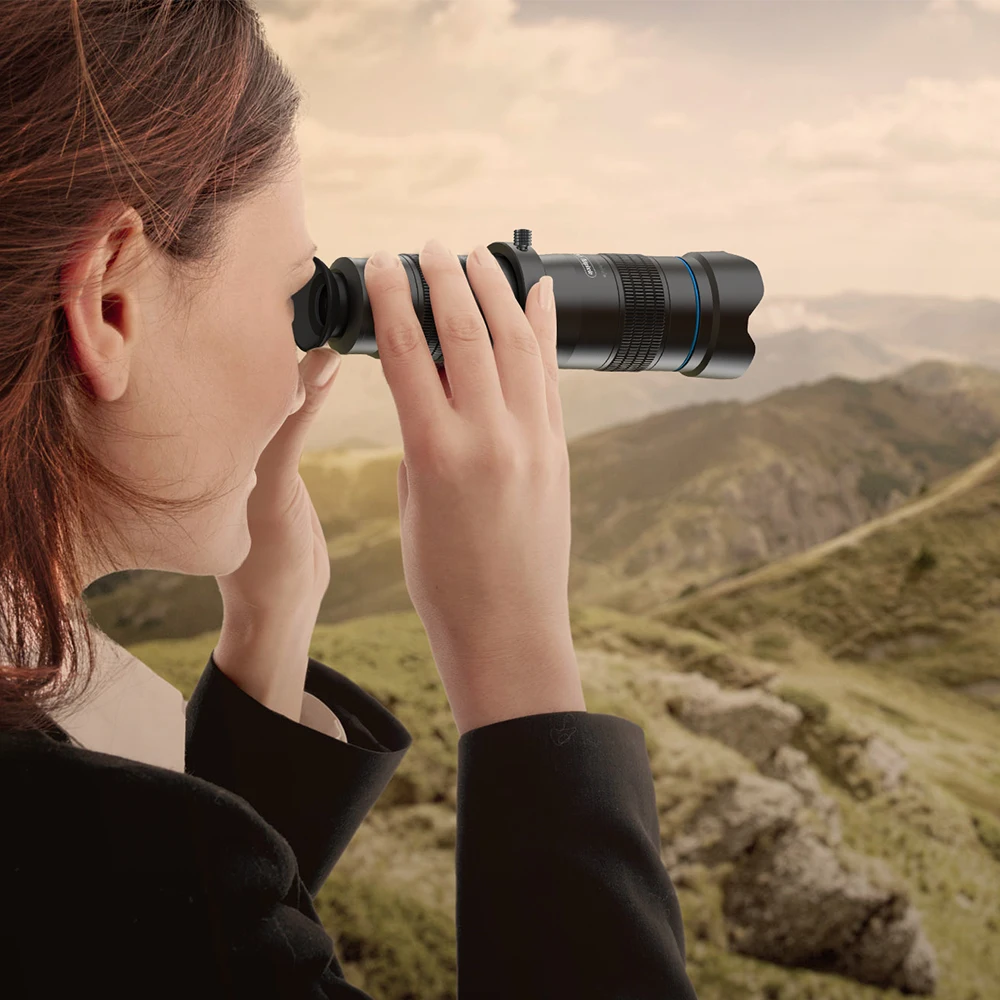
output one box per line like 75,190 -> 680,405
723,826 -> 938,994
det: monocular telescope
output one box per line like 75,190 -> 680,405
291,229 -> 763,378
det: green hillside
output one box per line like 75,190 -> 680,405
658,438 -> 1000,708
573,361 -> 1000,610
126,597 -> 998,997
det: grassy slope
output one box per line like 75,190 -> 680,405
130,596 -> 999,998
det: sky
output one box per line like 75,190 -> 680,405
253,0 -> 1000,301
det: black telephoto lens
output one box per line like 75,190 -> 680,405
291,229 -> 763,378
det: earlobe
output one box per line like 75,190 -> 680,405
72,332 -> 131,405
59,208 -> 143,403
60,265 -> 132,403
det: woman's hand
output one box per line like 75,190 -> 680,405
211,347 -> 341,720
214,347 -> 341,624
364,240 -> 581,736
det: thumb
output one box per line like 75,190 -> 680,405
257,349 -> 341,482
304,347 -> 342,391
290,348 -> 341,418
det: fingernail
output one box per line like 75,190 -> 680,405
472,244 -> 499,269
367,249 -> 400,269
422,237 -> 451,257
310,350 -> 341,387
538,275 -> 554,311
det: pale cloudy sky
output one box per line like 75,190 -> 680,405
254,0 -> 1000,301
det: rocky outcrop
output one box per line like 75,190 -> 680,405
863,735 -> 909,792
723,828 -> 938,994
658,671 -> 803,765
654,669 -> 936,993
789,698 -> 911,800
664,773 -> 803,868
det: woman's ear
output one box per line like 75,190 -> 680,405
59,204 -> 146,403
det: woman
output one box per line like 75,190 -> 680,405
0,2 -> 696,997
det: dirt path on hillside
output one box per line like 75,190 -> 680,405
668,442 -> 1000,610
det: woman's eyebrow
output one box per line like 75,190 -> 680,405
288,243 -> 318,275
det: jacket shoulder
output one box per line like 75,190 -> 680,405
0,729 -> 360,999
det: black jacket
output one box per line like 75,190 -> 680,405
0,652 -> 697,998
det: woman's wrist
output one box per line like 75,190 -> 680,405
430,628 -> 586,737
214,608 -> 317,723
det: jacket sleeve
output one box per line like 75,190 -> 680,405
185,690 -> 348,741
455,710 -> 699,999
184,654 -> 697,997
184,653 -> 412,899
7,660 -> 698,998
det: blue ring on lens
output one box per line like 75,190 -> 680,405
674,256 -> 700,371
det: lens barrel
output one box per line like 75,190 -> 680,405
291,229 -> 763,379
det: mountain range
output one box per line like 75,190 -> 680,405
303,292 -> 1000,452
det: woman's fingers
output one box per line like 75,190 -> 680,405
365,239 -> 564,452
364,249 -> 454,455
463,244 -> 552,431
417,238 -> 507,420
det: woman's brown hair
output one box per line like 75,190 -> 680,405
0,0 -> 302,731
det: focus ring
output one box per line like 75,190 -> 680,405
601,253 -> 666,372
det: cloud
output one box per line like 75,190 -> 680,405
766,77 -> 1000,168
748,300 -> 859,337
258,0 -> 660,209
742,76 -> 1000,216
648,111 -> 691,132
295,115 -> 509,194
259,0 -> 655,100
251,0 -> 1000,298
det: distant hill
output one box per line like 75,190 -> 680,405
580,359 -> 1000,610
300,293 -> 1000,452
655,430 -> 1000,710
